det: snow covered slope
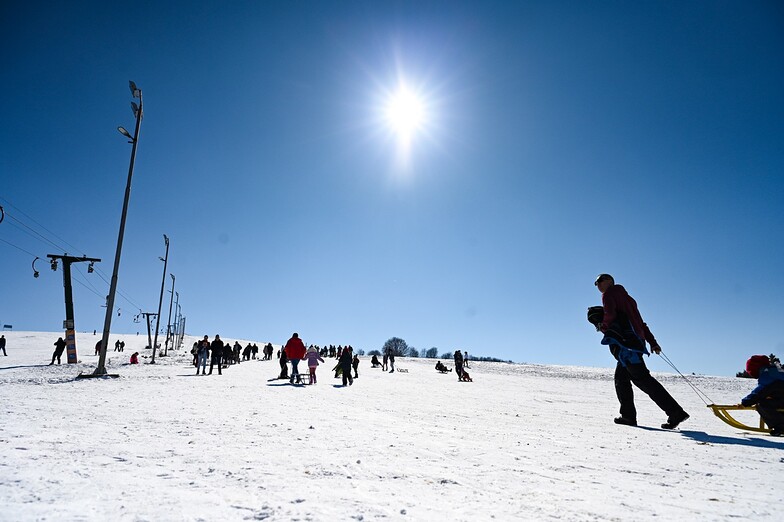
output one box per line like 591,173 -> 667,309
0,331 -> 781,521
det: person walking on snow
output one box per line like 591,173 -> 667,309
209,335 -> 224,375
592,274 -> 689,430
339,346 -> 354,386
454,350 -> 464,380
352,353 -> 360,379
50,337 -> 67,365
304,346 -> 325,384
284,333 -> 307,384
196,336 -> 210,375
0,335 -> 6,356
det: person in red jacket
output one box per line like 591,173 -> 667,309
284,333 -> 307,384
595,274 -> 689,430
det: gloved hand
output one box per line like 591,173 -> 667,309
651,344 -> 662,355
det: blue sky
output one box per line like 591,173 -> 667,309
1,1 -> 782,376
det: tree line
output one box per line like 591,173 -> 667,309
366,337 -> 513,363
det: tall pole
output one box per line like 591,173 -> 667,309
94,81 -> 143,376
151,235 -> 169,364
142,312 -> 156,356
166,291 -> 178,356
180,316 -> 186,349
163,274 -> 175,355
48,254 -> 100,364
175,302 -> 182,349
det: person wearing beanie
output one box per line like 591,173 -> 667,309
593,274 -> 689,430
304,346 -> 325,384
741,355 -> 784,436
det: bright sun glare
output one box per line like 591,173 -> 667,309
384,85 -> 426,139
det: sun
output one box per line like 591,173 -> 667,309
383,84 -> 427,139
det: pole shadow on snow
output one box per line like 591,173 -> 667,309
679,430 -> 784,450
0,364 -> 53,371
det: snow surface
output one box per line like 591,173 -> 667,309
1,331 -> 782,521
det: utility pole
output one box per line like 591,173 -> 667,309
47,254 -> 101,364
151,235 -> 169,364
165,291 -> 178,356
163,274 -> 175,356
141,312 -> 157,357
92,81 -> 143,377
179,316 -> 186,349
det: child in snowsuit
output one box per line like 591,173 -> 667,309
352,354 -> 360,378
741,355 -> 784,436
130,352 -> 139,364
304,346 -> 325,384
371,354 -> 382,368
278,347 -> 289,380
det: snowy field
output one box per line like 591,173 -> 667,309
1,331 -> 782,521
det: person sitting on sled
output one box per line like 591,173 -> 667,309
371,354 -> 382,368
435,361 -> 451,373
741,355 -> 784,437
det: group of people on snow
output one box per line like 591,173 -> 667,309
33,271 -> 784,437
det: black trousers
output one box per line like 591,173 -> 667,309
757,397 -> 784,431
342,366 -> 353,385
614,360 -> 684,421
209,356 -> 222,375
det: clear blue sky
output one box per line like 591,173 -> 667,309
2,1 -> 782,376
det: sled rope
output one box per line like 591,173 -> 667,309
657,352 -> 713,406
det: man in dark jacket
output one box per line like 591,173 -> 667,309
0,334 -> 5,356
340,347 -> 354,386
454,350 -> 464,380
50,337 -> 67,365
595,274 -> 689,430
741,355 -> 784,436
209,335 -> 224,375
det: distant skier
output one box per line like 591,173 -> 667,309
50,337 -> 67,365
284,333 -> 307,384
591,274 -> 689,430
741,355 -> 784,437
